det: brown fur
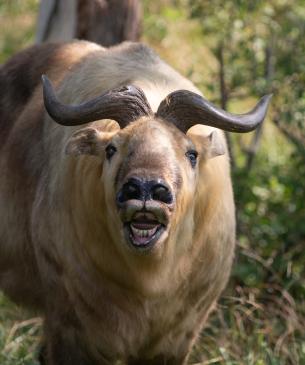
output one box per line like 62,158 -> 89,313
0,41 -> 235,365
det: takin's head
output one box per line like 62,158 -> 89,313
42,76 -> 271,257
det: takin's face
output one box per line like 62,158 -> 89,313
66,116 -> 225,255
43,77 -> 270,257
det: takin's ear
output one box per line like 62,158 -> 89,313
187,127 -> 226,159
65,127 -> 114,156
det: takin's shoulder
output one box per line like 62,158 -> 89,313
108,41 -> 161,66
0,41 -> 102,128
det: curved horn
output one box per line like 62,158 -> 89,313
156,90 -> 272,133
42,75 -> 153,128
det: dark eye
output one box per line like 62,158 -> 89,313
185,150 -> 198,168
105,144 -> 117,160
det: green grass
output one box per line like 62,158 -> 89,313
0,294 -> 41,365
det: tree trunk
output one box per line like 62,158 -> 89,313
36,0 -> 77,43
76,0 -> 141,46
245,41 -> 274,171
36,0 -> 142,46
216,43 -> 236,169
217,42 -> 228,111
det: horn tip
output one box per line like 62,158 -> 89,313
41,75 -> 53,95
41,74 -> 51,86
262,93 -> 273,103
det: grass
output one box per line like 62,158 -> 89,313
194,281 -> 305,364
0,294 -> 41,365
0,1 -> 304,364
1,280 -> 304,364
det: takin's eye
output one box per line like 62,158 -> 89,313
105,144 -> 117,160
185,149 -> 198,168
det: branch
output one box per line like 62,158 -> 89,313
272,116 -> 305,156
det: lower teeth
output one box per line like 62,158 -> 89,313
130,225 -> 158,239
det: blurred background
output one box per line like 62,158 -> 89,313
0,0 -> 304,364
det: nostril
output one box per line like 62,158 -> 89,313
117,179 -> 174,205
151,184 -> 173,204
117,180 -> 142,203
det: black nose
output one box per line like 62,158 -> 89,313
117,178 -> 173,204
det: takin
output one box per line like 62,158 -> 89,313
0,41 -> 271,365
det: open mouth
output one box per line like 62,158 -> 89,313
124,212 -> 166,250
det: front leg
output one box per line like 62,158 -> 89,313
40,336 -> 114,365
41,318 -> 113,365
40,333 -> 93,365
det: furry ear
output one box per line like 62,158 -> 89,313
187,127 -> 226,159
207,131 -> 226,158
65,127 -> 113,156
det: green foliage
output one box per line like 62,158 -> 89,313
187,0 -> 305,150
235,150 -> 305,296
0,0 -> 38,63
143,1 -> 185,43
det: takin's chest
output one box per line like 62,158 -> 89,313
73,281 -> 211,361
